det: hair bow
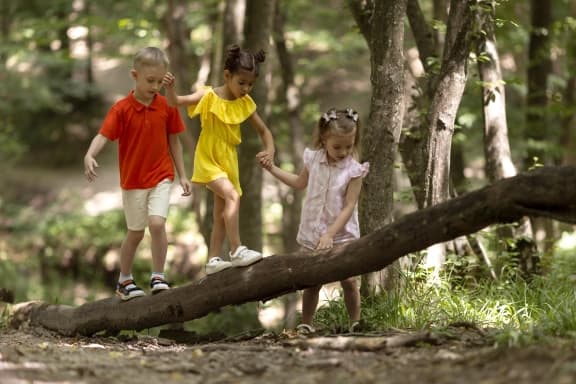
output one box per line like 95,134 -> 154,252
345,108 -> 359,122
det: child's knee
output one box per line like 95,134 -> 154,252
126,229 -> 145,243
148,216 -> 166,233
340,277 -> 358,291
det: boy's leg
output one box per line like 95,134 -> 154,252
148,180 -> 172,292
120,230 -> 145,276
116,189 -> 148,300
148,215 -> 168,273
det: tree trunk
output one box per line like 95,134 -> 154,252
402,0 -> 442,209
238,0 -> 275,252
526,0 -> 552,167
347,0 -> 407,294
14,166 -> 576,336
526,0 -> 554,265
272,2 -> 304,254
561,1 -> 576,166
476,0 -> 537,277
163,1 -> 201,181
417,0 -> 475,269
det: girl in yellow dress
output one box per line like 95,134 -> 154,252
163,44 -> 275,275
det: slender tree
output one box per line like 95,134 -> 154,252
525,0 -> 552,167
475,0 -> 537,277
271,1 -> 306,328
348,0 -> 407,293
238,0 -> 276,252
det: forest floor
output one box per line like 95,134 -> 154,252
1,324 -> 576,384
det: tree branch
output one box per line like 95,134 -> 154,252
13,166 -> 576,336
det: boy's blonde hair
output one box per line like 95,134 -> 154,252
133,47 -> 169,70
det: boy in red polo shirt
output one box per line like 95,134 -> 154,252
83,47 -> 191,300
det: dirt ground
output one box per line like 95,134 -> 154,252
1,325 -> 576,384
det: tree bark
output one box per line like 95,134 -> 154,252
238,0 -> 275,252
272,2 -> 304,253
13,166 -> 576,336
561,1 -> 576,166
526,0 -> 552,167
348,0 -> 407,293
476,0 -> 537,276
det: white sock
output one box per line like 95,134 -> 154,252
119,274 -> 133,283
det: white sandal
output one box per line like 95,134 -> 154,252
296,323 -> 315,335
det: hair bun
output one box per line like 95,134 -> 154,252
254,49 -> 266,63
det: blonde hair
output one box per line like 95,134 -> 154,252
133,47 -> 169,70
313,108 -> 361,155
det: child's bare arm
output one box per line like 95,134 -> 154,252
168,134 -> 191,196
248,112 -> 275,169
316,177 -> 363,249
83,134 -> 108,182
162,72 -> 205,107
266,164 -> 308,190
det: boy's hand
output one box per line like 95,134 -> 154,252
84,156 -> 99,182
256,150 -> 273,170
180,179 -> 192,196
162,72 -> 175,88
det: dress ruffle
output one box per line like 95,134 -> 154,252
350,161 -> 370,178
188,86 -> 256,125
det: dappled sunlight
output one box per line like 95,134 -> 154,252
258,301 -> 286,328
83,190 -> 122,216
557,231 -> 576,250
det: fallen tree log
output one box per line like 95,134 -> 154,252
11,166 -> 576,336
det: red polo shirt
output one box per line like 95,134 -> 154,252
99,91 -> 185,189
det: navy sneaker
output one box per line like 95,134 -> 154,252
150,276 -> 170,294
116,279 -> 145,301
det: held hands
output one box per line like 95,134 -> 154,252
256,150 -> 274,170
83,155 -> 99,182
316,233 -> 334,250
162,72 -> 175,89
180,178 -> 192,197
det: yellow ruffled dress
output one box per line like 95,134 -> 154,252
187,86 -> 256,195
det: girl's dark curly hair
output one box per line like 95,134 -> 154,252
223,44 -> 266,76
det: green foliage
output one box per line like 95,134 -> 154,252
312,253 -> 576,347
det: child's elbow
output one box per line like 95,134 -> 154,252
295,180 -> 307,190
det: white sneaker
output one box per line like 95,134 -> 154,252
205,257 -> 233,275
230,245 -> 262,267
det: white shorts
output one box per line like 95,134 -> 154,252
122,179 -> 173,231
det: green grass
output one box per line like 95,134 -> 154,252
313,254 -> 576,346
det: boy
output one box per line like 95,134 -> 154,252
83,47 -> 191,300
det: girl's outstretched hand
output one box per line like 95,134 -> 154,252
256,150 -> 273,170
162,72 -> 175,88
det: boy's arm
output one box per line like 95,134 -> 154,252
248,111 -> 275,169
168,134 -> 191,196
316,176 -> 363,249
266,164 -> 308,191
83,134 -> 109,182
162,72 -> 205,107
